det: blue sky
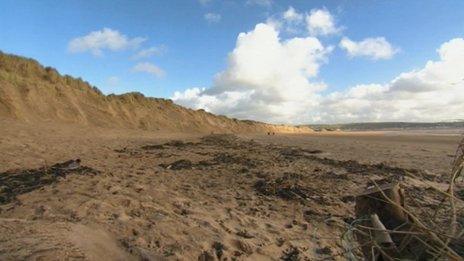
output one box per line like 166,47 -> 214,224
1,0 -> 464,123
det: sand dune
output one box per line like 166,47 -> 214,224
0,51 -> 311,134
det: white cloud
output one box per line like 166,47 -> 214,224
173,22 -> 332,123
132,46 -> 166,59
204,13 -> 221,23
306,8 -> 340,36
339,37 -> 399,60
283,6 -> 303,23
132,62 -> 165,78
68,28 -> 145,56
317,38 -> 464,123
246,0 -> 273,7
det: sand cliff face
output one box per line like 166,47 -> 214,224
0,52 -> 311,133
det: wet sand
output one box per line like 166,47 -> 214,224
247,131 -> 462,177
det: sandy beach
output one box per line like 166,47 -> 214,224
1,119 -> 462,260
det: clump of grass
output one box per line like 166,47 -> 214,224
0,51 -> 103,95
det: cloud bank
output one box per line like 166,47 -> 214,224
171,8 -> 464,124
319,38 -> 464,123
173,22 -> 331,123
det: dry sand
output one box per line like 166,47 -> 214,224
0,119 -> 462,260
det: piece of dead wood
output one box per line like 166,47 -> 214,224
355,182 -> 406,260
354,181 -> 462,260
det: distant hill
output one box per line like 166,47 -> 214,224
0,51 -> 311,134
306,122 -> 464,131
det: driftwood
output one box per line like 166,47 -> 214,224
355,181 -> 406,260
354,181 -> 447,260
